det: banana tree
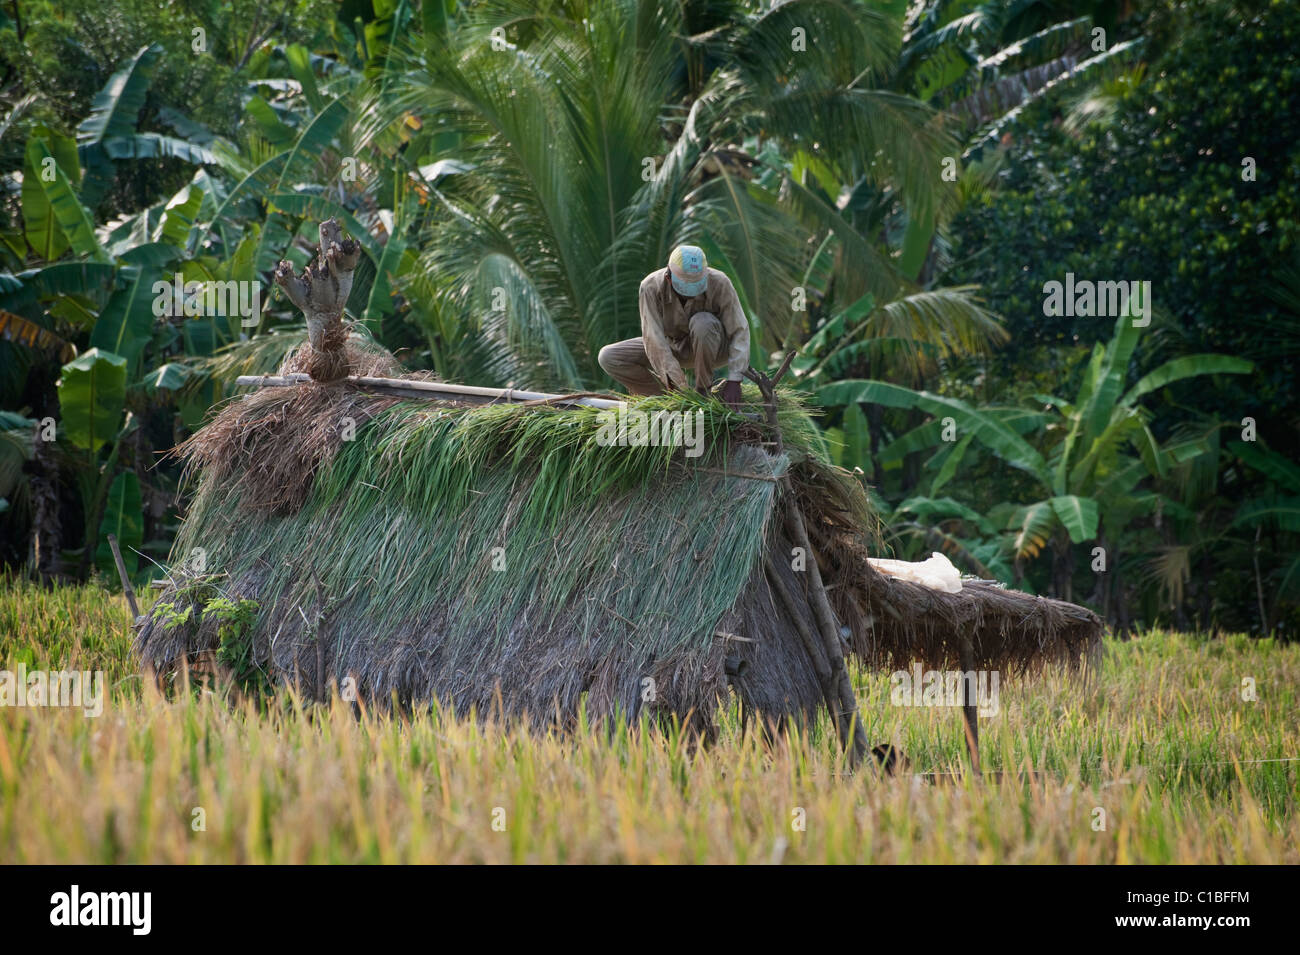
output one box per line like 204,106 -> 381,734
890,1 -> 1146,289
4,122 -> 218,579
819,312 -> 1253,605
0,57 -> 273,577
896,0 -> 1145,157
2,14 -> 429,581
76,45 -> 221,209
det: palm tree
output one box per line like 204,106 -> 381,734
361,0 -> 1002,390
895,0 -> 1143,156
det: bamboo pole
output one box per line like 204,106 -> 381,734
764,558 -> 841,719
234,373 -> 627,410
785,506 -> 870,766
107,533 -> 140,623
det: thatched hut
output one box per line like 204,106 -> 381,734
134,221 -> 1102,769
136,349 -> 1101,760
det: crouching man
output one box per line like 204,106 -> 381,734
598,245 -> 749,410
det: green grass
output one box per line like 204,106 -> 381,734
2,577 -> 1297,863
300,384 -> 836,538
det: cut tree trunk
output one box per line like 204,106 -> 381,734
273,218 -> 361,382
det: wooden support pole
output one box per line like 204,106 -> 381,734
107,533 -> 140,623
785,506 -> 870,766
764,558 -> 841,720
234,373 -> 626,410
746,358 -> 868,768
958,633 -> 981,775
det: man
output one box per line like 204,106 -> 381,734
598,245 -> 749,409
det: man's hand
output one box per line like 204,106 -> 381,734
720,379 -> 743,410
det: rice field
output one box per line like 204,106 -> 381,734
1,576 -> 1296,864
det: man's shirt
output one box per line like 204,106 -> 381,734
637,267 -> 750,387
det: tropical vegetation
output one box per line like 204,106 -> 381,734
0,0 -> 1295,637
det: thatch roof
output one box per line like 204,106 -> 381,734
135,345 -> 1102,740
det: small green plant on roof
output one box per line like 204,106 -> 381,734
149,576 -> 263,696
206,597 -> 265,695
149,573 -> 223,631
150,600 -> 193,631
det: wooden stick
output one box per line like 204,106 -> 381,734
785,506 -> 870,766
313,574 -> 327,697
234,373 -> 626,410
771,349 -> 798,386
959,633 -> 981,775
748,359 -> 868,767
697,467 -> 780,482
764,558 -> 840,719
107,533 -> 140,622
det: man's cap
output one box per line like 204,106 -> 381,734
668,245 -> 708,298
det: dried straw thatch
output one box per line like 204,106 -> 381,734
135,343 -> 1102,748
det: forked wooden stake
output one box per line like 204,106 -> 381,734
107,533 -> 141,624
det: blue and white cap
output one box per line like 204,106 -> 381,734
668,245 -> 708,298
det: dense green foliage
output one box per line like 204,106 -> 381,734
0,0 -> 1294,637
935,0 -> 1299,630
950,0 -> 1299,409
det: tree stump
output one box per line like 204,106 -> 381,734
273,218 -> 361,381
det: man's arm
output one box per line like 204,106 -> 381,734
639,275 -> 688,390
715,274 -> 750,381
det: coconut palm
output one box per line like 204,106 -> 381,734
896,0 -> 1144,156
361,0 -> 1002,390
